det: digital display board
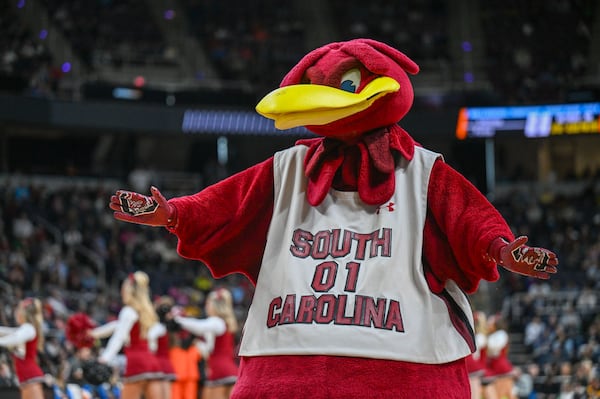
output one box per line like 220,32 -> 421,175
181,109 -> 309,135
456,102 -> 600,139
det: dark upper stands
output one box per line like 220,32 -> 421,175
41,0 -> 175,69
479,0 -> 597,105
330,0 -> 450,68
1,0 -> 598,106
0,0 -> 59,97
180,0 -> 307,95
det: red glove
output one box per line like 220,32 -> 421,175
488,236 -> 558,279
109,186 -> 177,228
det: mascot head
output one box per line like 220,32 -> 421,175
256,38 -> 419,141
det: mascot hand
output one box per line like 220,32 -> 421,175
109,186 -> 177,227
493,236 -> 558,279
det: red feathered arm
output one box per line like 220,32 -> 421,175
423,160 -> 514,293
168,158 -> 275,284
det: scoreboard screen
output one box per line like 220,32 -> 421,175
456,102 -> 600,139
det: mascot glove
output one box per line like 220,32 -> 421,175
109,186 -> 177,228
489,236 -> 558,279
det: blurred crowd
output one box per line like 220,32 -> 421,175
489,178 -> 600,398
480,0 -> 597,105
180,0 -> 307,95
42,0 -> 176,70
331,0 -> 450,69
0,0 -> 62,98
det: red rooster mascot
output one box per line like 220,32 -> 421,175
110,39 -> 558,398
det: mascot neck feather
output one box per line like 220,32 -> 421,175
299,125 -> 417,206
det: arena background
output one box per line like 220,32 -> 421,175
1,0 -> 600,398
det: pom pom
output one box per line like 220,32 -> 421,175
82,360 -> 113,385
66,313 -> 96,349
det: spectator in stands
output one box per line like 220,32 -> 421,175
64,344 -> 114,399
524,315 -> 546,353
551,326 -> 578,364
531,326 -> 556,365
586,375 -> 600,398
577,281 -> 598,319
512,365 -> 534,399
0,298 -> 46,399
559,304 -> 582,332
0,356 -> 18,387
535,366 -> 562,397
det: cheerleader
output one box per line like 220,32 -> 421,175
0,298 -> 45,399
484,314 -> 516,399
175,288 -> 239,399
93,271 -> 163,399
466,311 -> 488,399
149,296 -> 178,399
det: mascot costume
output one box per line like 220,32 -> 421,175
110,39 -> 558,398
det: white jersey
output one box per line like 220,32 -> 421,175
239,144 -> 475,364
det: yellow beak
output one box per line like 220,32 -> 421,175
255,76 -> 400,130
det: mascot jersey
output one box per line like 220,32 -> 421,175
166,128 -> 514,399
241,144 -> 474,364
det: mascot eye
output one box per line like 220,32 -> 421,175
340,68 -> 361,93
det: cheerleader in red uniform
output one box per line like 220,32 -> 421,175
0,298 -> 45,399
175,288 -> 238,399
150,296 -> 178,399
466,311 -> 488,399
483,314 -> 515,399
93,271 -> 163,399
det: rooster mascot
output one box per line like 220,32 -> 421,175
110,39 -> 558,398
